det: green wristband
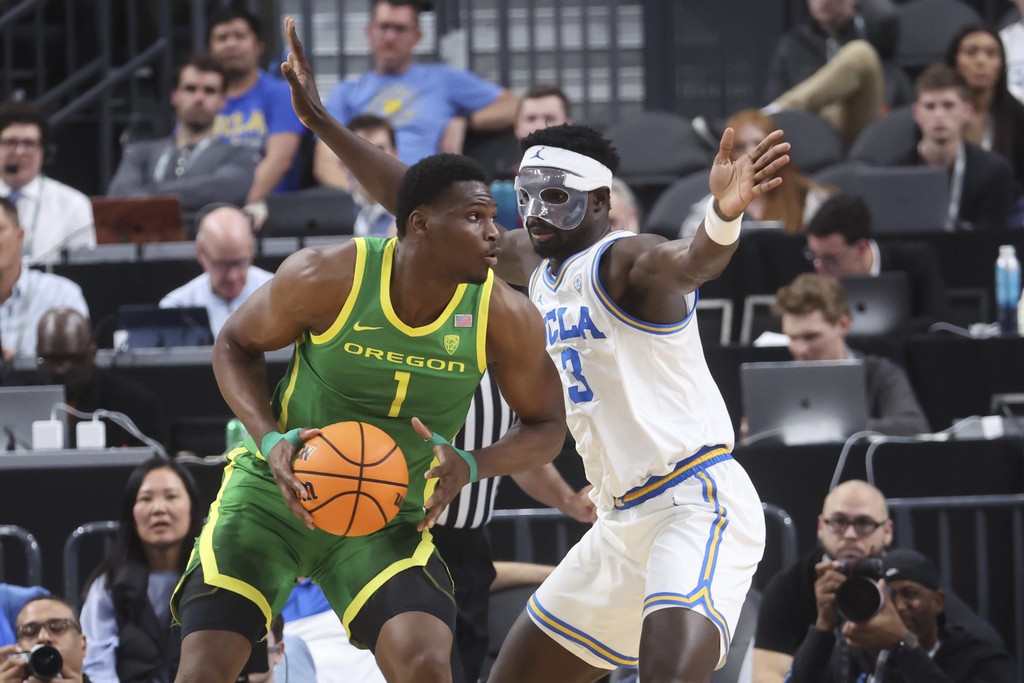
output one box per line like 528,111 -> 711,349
261,428 -> 304,457
426,432 -> 478,483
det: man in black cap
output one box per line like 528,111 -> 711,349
785,548 -> 1016,682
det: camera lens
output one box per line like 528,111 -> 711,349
834,576 -> 886,623
28,645 -> 63,680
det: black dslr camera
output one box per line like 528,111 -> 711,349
834,556 -> 887,623
11,645 -> 63,681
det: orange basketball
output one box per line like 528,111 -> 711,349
293,422 -> 408,536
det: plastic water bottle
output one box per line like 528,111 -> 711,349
996,245 -> 1021,336
490,180 -> 518,230
225,419 -> 248,450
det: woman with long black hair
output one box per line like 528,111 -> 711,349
80,457 -> 203,683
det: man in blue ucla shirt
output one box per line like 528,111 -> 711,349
312,0 -> 519,191
209,7 -> 306,204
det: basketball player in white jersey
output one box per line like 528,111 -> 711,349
277,18 -> 790,682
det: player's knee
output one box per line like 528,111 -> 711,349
638,658 -> 714,683
396,648 -> 450,683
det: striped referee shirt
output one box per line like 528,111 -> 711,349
434,368 -> 515,529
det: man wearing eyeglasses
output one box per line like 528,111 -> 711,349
0,596 -> 89,683
312,0 -> 520,191
751,481 -> 1004,683
159,206 -> 273,338
0,101 -> 96,265
804,194 -> 952,332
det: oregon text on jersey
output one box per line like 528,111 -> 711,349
341,341 -> 469,373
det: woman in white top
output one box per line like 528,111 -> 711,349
681,109 -> 833,239
80,458 -> 202,683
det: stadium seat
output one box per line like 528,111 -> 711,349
894,0 -> 982,69
605,112 -> 712,187
263,187 -> 357,237
848,105 -> 918,166
769,109 -> 845,173
643,169 -> 712,239
697,298 -> 734,346
463,127 -> 522,183
480,583 -> 542,681
740,295 -> 782,345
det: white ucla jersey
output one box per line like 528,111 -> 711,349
528,231 -> 735,509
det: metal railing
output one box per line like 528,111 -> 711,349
63,521 -> 119,602
489,502 -> 797,569
0,524 -> 42,586
888,494 -> 1024,682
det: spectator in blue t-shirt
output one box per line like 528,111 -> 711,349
208,6 -> 305,213
312,0 -> 519,191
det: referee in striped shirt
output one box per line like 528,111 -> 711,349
432,367 -> 596,683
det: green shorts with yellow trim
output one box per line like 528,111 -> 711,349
170,446 -> 443,645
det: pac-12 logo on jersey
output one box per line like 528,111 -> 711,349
573,274 -> 583,293
542,306 -> 606,347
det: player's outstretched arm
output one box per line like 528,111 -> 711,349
214,243 -> 358,528
280,17 -> 407,216
628,128 -> 791,295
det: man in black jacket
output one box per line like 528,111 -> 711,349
896,64 -> 1014,231
0,596 -> 91,683
804,193 -> 953,331
786,548 -> 1016,683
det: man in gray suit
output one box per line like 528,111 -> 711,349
107,54 -> 257,226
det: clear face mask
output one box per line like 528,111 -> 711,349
515,167 -> 591,231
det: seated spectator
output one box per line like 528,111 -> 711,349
786,548 -> 1016,683
752,480 -> 1006,683
251,615 -> 315,683
0,102 -> 95,264
35,308 -> 164,448
313,0 -> 518,189
772,273 -> 930,435
208,7 -> 305,214
946,25 -> 1024,191
81,457 -> 202,683
609,178 -> 640,234
1,596 -> 89,683
159,206 -> 273,338
805,194 -> 953,330
681,110 -> 833,238
513,85 -> 573,141
0,197 -> 88,360
764,0 -> 910,146
0,585 -> 49,647
1000,0 -> 1024,103
340,114 -> 398,238
898,64 -> 1014,230
107,54 -> 258,223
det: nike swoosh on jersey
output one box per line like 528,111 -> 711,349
353,322 -> 383,331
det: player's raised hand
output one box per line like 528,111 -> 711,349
280,17 -> 325,129
266,426 -> 321,530
709,127 -> 790,220
412,417 -> 472,532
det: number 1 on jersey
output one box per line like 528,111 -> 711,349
560,348 -> 594,403
389,371 -> 411,417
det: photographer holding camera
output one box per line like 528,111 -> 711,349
0,597 -> 88,683
786,548 -> 1015,682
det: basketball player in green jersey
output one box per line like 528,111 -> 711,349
168,21 -> 566,683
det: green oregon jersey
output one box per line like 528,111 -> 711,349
260,236 -> 492,521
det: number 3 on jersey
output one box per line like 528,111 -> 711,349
560,348 -> 593,403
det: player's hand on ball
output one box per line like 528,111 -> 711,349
281,17 -> 325,129
709,128 -> 790,220
412,417 -> 472,532
267,426 -> 321,530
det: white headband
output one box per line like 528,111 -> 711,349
519,146 -> 614,191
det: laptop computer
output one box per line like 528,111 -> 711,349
741,360 -> 868,445
91,196 -> 186,244
0,385 -> 66,451
841,272 -> 912,336
263,188 -> 356,237
117,305 -> 214,348
838,166 -> 949,233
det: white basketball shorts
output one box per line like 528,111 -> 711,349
528,448 -> 765,671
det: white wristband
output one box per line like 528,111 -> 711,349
704,197 -> 743,245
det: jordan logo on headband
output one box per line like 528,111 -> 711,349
530,148 -> 546,161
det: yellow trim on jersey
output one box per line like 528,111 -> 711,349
340,528 -> 437,638
311,237 -> 367,345
527,595 -> 639,666
275,342 -> 304,435
379,238 -> 468,337
697,470 -> 728,583
196,448 -> 274,636
614,448 -> 729,507
476,270 -> 494,373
